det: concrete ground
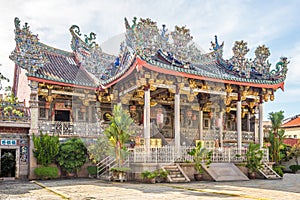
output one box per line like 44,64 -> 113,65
0,173 -> 299,200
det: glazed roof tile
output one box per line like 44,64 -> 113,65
30,47 -> 97,87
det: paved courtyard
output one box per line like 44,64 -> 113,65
0,173 -> 299,200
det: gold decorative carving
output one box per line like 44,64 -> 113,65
225,84 -> 233,93
168,88 -> 176,94
150,85 -> 157,91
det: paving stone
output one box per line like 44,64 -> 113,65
0,174 -> 299,199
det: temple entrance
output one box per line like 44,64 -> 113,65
0,149 -> 16,177
55,110 -> 70,122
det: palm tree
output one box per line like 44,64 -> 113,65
268,111 -> 285,164
104,104 -> 134,167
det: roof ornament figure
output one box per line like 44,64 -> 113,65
210,35 -> 224,51
270,57 -> 289,78
161,24 -> 168,38
9,17 -> 49,74
229,40 -> 251,77
253,45 -> 271,78
84,32 -> 97,48
70,25 -> 82,36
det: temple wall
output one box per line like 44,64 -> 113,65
15,68 -> 31,106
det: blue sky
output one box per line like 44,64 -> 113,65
0,0 -> 299,120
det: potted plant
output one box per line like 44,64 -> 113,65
87,165 -> 97,178
141,170 -> 158,183
188,141 -> 212,181
156,169 -> 169,183
104,104 -> 134,181
110,167 -> 131,182
246,143 -> 264,179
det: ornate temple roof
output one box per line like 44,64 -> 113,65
9,18 -> 97,89
10,17 -> 289,90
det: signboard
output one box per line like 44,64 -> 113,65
1,139 -> 17,145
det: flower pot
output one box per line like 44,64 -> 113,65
194,174 -> 203,181
248,172 -> 256,179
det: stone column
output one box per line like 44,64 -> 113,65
199,110 -> 203,140
236,101 -> 242,151
247,113 -> 251,132
143,88 -> 151,150
219,111 -> 223,148
28,81 -> 39,180
174,91 -> 180,148
259,103 -> 264,148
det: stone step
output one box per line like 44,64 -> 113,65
171,177 -> 187,182
170,174 -> 184,178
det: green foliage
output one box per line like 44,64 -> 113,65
104,104 -> 134,167
33,132 -> 59,166
34,166 -> 59,179
188,141 -> 212,174
158,169 -> 169,178
0,152 -> 15,176
289,165 -> 300,173
0,90 -> 25,118
87,165 -> 97,175
246,143 -> 264,173
141,170 -> 158,179
56,138 -> 88,173
287,143 -> 300,166
268,111 -> 285,164
272,165 -> 285,177
86,136 -> 109,163
110,167 -> 131,173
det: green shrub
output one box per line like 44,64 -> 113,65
33,132 -> 59,166
141,170 -> 158,179
87,166 -> 97,175
34,166 -> 59,179
56,138 -> 87,174
289,165 -> 300,173
273,165 -> 285,177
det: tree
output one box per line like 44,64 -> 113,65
103,104 -> 133,167
268,111 -> 285,164
33,132 -> 59,166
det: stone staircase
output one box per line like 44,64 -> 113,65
258,162 -> 282,179
162,163 -> 190,183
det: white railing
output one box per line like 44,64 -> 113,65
129,146 -> 269,163
38,120 -> 102,137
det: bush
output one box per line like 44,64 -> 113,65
289,165 -> 300,173
33,132 -> 59,166
34,166 -> 59,179
273,165 -> 285,177
87,166 -> 97,175
56,138 -> 88,174
141,170 -> 158,179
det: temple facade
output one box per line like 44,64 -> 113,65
9,17 -> 288,178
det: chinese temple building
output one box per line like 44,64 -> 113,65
9,17 -> 288,179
